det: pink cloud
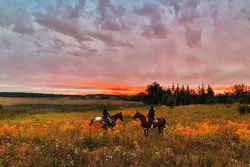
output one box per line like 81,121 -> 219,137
1,0 -> 250,95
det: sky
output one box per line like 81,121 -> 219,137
0,0 -> 250,95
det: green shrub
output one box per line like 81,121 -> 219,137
237,105 -> 250,114
161,94 -> 176,108
239,92 -> 250,104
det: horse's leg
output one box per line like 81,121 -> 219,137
158,126 -> 161,134
158,125 -> 165,135
144,128 -> 148,136
104,129 -> 107,136
102,125 -> 108,135
89,119 -> 94,126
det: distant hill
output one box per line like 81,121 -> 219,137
0,92 -> 72,98
0,92 -> 134,101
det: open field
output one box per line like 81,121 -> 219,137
0,100 -> 250,167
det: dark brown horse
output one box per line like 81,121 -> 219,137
89,112 -> 124,130
133,111 -> 166,136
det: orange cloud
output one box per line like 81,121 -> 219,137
41,81 -> 145,95
213,86 -> 232,91
31,80 -> 235,96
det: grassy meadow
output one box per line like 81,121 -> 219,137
0,98 -> 250,167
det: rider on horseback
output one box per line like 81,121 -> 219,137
148,105 -> 155,129
103,106 -> 112,125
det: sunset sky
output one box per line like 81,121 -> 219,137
1,0 -> 250,95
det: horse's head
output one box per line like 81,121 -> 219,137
115,112 -> 124,121
133,111 -> 140,119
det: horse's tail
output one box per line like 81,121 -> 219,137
162,117 -> 166,128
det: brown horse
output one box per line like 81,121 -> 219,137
89,112 -> 124,130
133,111 -> 166,136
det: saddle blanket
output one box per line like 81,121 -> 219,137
146,118 -> 158,123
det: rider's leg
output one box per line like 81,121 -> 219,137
108,117 -> 112,124
103,116 -> 109,124
150,117 -> 154,129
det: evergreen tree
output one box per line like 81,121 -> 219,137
197,85 -> 202,104
179,85 -> 185,105
175,83 -> 180,95
206,84 -> 215,97
171,83 -> 175,95
201,83 -> 206,96
175,83 -> 181,105
200,83 -> 206,103
205,84 -> 216,104
189,88 -> 196,104
185,85 -> 192,105
164,86 -> 172,96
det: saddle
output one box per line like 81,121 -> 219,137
146,118 -> 158,123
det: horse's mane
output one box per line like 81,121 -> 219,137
136,111 -> 146,118
111,112 -> 122,118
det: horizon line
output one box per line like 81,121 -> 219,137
0,85 -> 241,97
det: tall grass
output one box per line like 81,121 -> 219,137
0,119 -> 250,166
0,104 -> 250,166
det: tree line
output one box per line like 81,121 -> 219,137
1,83 -> 250,106
131,82 -> 250,107
0,92 -> 129,100
0,92 -> 72,98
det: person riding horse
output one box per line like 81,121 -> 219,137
148,105 -> 155,129
102,106 -> 112,125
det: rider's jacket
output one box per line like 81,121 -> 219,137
148,108 -> 155,118
103,109 -> 109,117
